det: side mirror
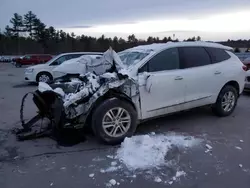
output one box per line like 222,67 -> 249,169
145,75 -> 152,93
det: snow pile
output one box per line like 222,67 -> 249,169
38,82 -> 53,92
116,133 -> 202,171
53,88 -> 65,97
87,133 -> 204,187
38,82 -> 65,97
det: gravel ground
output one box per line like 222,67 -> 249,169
0,63 -> 250,188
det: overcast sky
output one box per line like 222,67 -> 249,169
1,0 -> 250,41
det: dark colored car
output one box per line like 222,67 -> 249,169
15,54 -> 53,67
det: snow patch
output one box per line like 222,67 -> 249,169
38,82 -> 52,92
54,88 -> 65,97
107,155 -> 114,159
205,144 -> 212,150
101,72 -> 117,79
235,146 -> 242,150
103,165 -> 122,173
116,133 -> 201,171
154,176 -> 162,183
175,170 -> 186,178
111,161 -> 117,166
89,173 -> 95,178
109,179 -> 116,186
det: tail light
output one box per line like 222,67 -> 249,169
242,65 -> 248,71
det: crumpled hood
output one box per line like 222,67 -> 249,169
53,48 -> 126,78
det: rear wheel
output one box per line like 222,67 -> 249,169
92,98 -> 137,145
37,72 -> 53,83
212,85 -> 238,117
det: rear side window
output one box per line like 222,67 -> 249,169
205,47 -> 231,63
146,48 -> 179,72
178,47 -> 211,69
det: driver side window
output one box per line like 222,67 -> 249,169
138,48 -> 179,73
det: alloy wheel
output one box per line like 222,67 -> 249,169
221,91 -> 236,112
102,107 -> 131,138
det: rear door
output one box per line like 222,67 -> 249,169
178,47 -> 215,108
138,48 -> 186,119
205,47 -> 233,101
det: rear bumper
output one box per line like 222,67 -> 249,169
244,82 -> 250,90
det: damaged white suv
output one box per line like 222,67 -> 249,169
23,42 -> 246,144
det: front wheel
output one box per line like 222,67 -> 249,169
15,62 -> 22,67
212,85 -> 238,117
91,98 -> 138,145
37,72 -> 53,83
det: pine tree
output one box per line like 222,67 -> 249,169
196,36 -> 201,41
33,18 -> 46,41
23,11 -> 37,38
9,13 -> 24,37
4,25 -> 13,37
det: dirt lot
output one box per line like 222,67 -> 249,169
0,63 -> 250,188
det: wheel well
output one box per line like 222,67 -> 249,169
36,71 -> 53,82
223,81 -> 240,95
85,89 -> 136,126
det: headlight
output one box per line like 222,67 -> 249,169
25,68 -> 34,73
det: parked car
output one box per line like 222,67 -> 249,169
30,42 -> 247,144
24,52 -> 103,83
14,54 -> 53,67
0,56 -> 13,63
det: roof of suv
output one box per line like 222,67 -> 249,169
124,41 -> 233,53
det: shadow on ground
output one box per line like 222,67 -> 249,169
12,82 -> 37,88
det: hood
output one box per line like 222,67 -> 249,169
27,64 -> 49,69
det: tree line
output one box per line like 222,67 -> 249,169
0,11 -> 250,55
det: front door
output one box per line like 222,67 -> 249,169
137,48 -> 186,119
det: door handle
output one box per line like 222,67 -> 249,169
214,71 -> 221,75
175,76 -> 183,80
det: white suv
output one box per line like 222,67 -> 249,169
36,42 -> 247,144
24,52 -> 103,83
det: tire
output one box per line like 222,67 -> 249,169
36,72 -> 53,83
212,85 -> 238,117
15,62 -> 22,67
91,98 -> 138,145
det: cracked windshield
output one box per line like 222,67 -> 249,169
0,0 -> 250,188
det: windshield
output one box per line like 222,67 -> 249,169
118,51 -> 149,66
45,55 -> 60,64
